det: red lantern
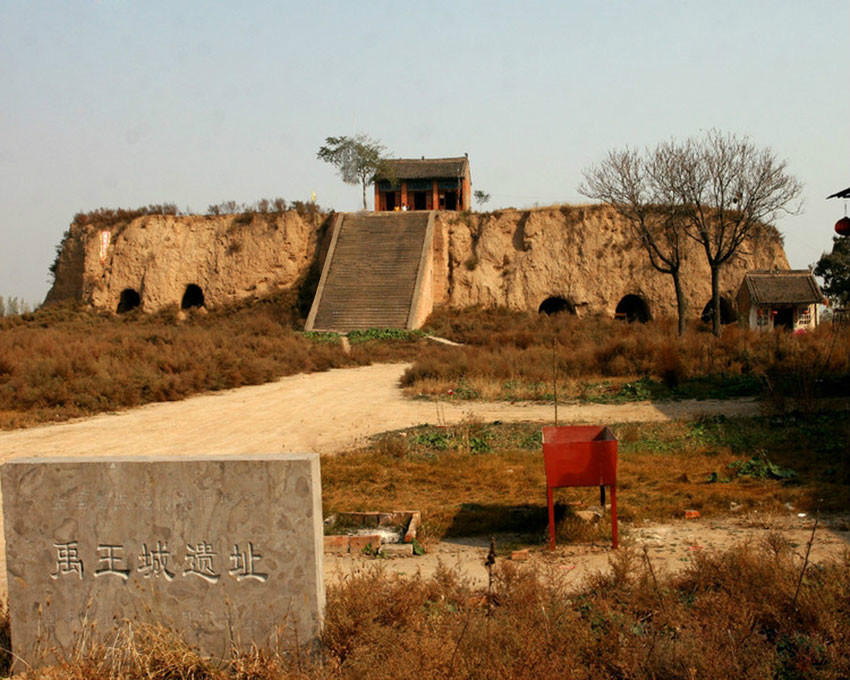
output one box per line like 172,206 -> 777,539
836,216 -> 850,235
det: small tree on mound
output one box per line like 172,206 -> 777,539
474,190 -> 491,210
317,134 -> 394,210
583,131 -> 802,336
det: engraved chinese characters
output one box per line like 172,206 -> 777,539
185,541 -> 220,583
51,541 -> 84,580
228,542 -> 268,582
2,455 -> 324,671
137,541 -> 176,580
96,544 -> 130,579
49,540 -> 269,583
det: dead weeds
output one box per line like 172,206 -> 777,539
14,543 -> 850,679
322,413 -> 850,542
407,308 -> 850,406
0,296 -> 434,430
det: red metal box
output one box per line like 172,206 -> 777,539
542,425 -> 618,549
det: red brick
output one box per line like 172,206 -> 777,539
684,509 -> 701,519
403,511 -> 421,544
324,535 -> 350,554
378,512 -> 407,527
349,534 -> 382,552
511,549 -> 530,562
340,512 -> 380,527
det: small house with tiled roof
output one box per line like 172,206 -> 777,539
374,156 -> 471,212
736,270 -> 825,331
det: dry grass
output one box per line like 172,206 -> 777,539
408,308 -> 850,405
0,295 -> 426,430
13,543 -> 850,679
5,301 -> 844,430
321,414 -> 850,541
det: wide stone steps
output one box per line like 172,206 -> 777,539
309,212 -> 431,332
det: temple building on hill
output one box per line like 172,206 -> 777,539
374,156 -> 471,212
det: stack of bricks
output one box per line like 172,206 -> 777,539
323,511 -> 420,556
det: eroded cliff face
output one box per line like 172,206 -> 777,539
46,204 -> 789,321
432,205 -> 789,319
46,211 -> 331,313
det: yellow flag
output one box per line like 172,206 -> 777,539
311,191 -> 316,203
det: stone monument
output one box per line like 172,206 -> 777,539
1,454 -> 324,669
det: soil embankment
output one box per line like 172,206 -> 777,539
46,206 -> 789,321
431,206 -> 788,317
46,210 -> 331,312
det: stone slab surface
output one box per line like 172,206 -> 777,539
382,544 -> 414,558
1,454 -> 324,669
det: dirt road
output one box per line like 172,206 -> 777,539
326,513 -> 850,589
0,363 -> 762,462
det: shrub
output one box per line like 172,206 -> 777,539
16,544 -> 850,679
407,308 -> 850,404
72,204 -> 178,227
0,292 -> 367,429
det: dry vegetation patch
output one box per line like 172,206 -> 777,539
0,298 -> 425,430
407,308 -> 850,406
0,291 -> 443,430
0,299 -> 341,428
11,543 -> 850,679
322,414 -> 850,543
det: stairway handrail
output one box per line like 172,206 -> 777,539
304,212 -> 345,331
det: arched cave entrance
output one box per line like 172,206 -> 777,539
181,284 -> 205,309
538,296 -> 576,316
615,294 -> 651,323
700,297 -> 737,325
116,288 -> 141,314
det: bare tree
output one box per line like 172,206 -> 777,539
582,131 -> 802,336
580,145 -> 690,335
317,134 -> 393,210
668,131 -> 802,335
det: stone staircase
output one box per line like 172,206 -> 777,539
306,211 -> 434,332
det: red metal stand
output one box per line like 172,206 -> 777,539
542,425 -> 618,550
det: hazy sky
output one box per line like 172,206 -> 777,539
1,1 -> 848,305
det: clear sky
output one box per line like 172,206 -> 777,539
1,1 -> 848,305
